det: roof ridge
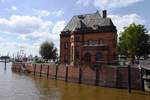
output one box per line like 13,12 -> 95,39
73,11 -> 101,17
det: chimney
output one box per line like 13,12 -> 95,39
102,10 -> 107,18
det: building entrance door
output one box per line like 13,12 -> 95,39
84,53 -> 91,64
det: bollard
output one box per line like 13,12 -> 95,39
55,65 -> 58,80
140,68 -> 145,91
23,63 -> 26,73
79,67 -> 82,84
128,65 -> 131,93
19,63 -> 22,72
4,59 -> 7,71
65,66 -> 68,82
47,65 -> 49,78
34,64 -> 36,76
40,64 -> 42,77
95,66 -> 100,86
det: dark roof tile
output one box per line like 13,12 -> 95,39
62,11 -> 116,34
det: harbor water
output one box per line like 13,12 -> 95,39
0,62 -> 150,100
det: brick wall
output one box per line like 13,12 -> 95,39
99,66 -> 117,87
12,63 -> 141,90
60,32 -> 117,65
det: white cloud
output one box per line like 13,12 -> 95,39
0,15 -> 53,34
17,20 -> 65,42
0,14 -> 66,56
76,0 -> 143,9
108,14 -> 145,34
54,10 -> 65,16
18,20 -> 65,47
0,42 -> 39,56
33,9 -> 50,17
76,0 -> 91,6
33,9 -> 64,18
0,37 -> 4,41
11,6 -> 17,10
0,0 -> 5,2
5,6 -> 18,11
52,21 -> 66,34
18,32 -> 49,41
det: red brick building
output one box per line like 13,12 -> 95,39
60,10 -> 117,66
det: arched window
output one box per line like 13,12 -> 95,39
71,46 -> 73,61
95,52 -> 102,62
75,46 -> 79,59
64,42 -> 68,49
84,53 -> 91,64
64,54 -> 68,64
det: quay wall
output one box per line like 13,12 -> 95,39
12,63 -> 142,90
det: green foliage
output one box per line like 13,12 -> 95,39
39,41 -> 58,62
54,55 -> 60,65
34,60 -> 44,63
118,23 -> 150,57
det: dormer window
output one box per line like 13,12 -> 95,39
78,15 -> 85,19
93,25 -> 99,30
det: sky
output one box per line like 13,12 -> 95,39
0,0 -> 150,57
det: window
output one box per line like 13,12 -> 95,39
71,37 -> 74,42
75,46 -> 79,59
95,52 -> 102,62
64,42 -> 68,49
113,54 -> 117,60
71,46 -> 73,61
98,39 -> 104,44
64,54 -> 68,63
88,40 -> 97,45
113,38 -> 117,48
84,53 -> 91,64
75,36 -> 80,41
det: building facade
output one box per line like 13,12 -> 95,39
60,10 -> 117,66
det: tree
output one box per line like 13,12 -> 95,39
118,23 -> 150,58
39,41 -> 58,62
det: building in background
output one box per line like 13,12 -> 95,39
60,10 -> 117,66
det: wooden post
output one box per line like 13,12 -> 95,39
19,63 -> 22,72
140,68 -> 145,91
128,65 -> 131,93
40,64 -> 42,77
55,65 -> 58,80
95,65 -> 100,86
65,65 -> 68,82
79,67 -> 82,84
4,58 -> 6,70
47,65 -> 49,78
34,64 -> 36,76
23,63 -> 25,73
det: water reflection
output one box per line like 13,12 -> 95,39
0,62 -> 150,100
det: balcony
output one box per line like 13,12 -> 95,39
83,41 -> 107,47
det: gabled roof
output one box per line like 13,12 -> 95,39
61,11 -> 117,35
